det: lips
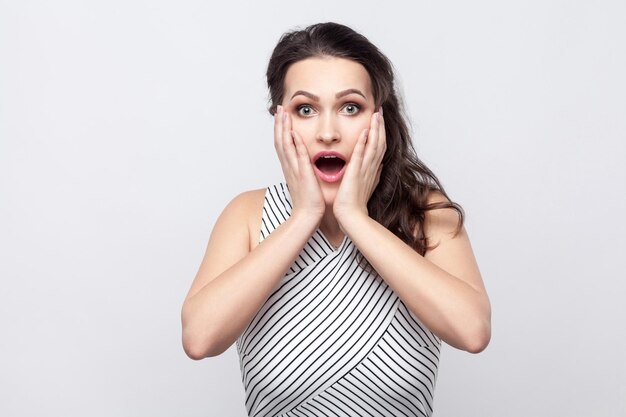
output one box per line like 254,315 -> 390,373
313,151 -> 347,183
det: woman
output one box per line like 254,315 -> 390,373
182,22 -> 491,417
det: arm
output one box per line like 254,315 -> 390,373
337,195 -> 491,353
181,190 -> 320,359
181,106 -> 325,359
334,110 -> 491,353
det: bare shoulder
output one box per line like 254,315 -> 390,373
236,188 -> 266,250
422,189 -> 486,293
183,188 -> 266,302
219,188 -> 266,249
227,188 -> 265,216
226,188 -> 265,212
423,189 -> 464,246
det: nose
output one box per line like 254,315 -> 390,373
316,112 -> 340,144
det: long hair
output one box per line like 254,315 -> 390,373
266,22 -> 464,255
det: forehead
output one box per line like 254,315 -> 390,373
283,57 -> 373,99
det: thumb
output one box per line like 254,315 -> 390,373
374,164 -> 383,189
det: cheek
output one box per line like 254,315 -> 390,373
341,118 -> 370,142
291,119 -> 316,140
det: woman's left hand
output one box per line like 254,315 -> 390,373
333,109 -> 386,226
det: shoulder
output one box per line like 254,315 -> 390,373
221,188 -> 266,250
421,190 -> 481,285
221,188 -> 266,225
226,188 -> 266,212
183,188 -> 267,303
423,189 -> 464,250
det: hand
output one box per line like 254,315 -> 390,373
274,105 -> 325,221
333,109 -> 386,225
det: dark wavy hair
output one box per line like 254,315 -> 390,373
266,22 -> 464,254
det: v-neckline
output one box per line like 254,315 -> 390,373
280,183 -> 349,253
316,229 -> 349,254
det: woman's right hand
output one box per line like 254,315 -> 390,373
274,105 -> 325,222
182,106 -> 326,359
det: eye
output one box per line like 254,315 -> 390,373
297,105 -> 315,117
342,103 -> 360,115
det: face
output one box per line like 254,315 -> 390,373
281,56 -> 376,205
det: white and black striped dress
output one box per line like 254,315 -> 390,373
236,183 -> 441,417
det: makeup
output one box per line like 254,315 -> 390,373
313,151 -> 347,183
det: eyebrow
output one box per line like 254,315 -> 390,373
290,88 -> 367,101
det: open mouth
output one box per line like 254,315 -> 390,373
313,152 -> 347,183
314,154 -> 346,175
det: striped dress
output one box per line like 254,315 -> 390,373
236,183 -> 441,417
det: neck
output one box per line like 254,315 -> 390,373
319,210 -> 344,248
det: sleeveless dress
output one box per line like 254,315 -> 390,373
235,183 -> 441,417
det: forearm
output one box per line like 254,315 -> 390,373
182,213 -> 319,358
340,213 -> 491,352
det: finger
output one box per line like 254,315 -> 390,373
274,109 -> 290,179
362,112 -> 381,169
274,105 -> 283,146
378,108 -> 387,156
274,105 -> 286,158
375,163 -> 383,188
376,110 -> 387,165
291,129 -> 311,164
348,127 -> 369,171
368,163 -> 383,200
291,129 -> 319,181
282,112 -> 298,170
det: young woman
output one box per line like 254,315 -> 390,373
182,22 -> 491,417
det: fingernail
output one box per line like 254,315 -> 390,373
380,106 -> 384,116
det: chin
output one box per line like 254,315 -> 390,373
319,181 -> 339,207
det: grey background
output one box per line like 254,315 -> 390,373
1,0 -> 625,416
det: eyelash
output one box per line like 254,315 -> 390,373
296,103 -> 361,117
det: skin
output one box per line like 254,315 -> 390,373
181,57 -> 491,360
276,56 -> 381,246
